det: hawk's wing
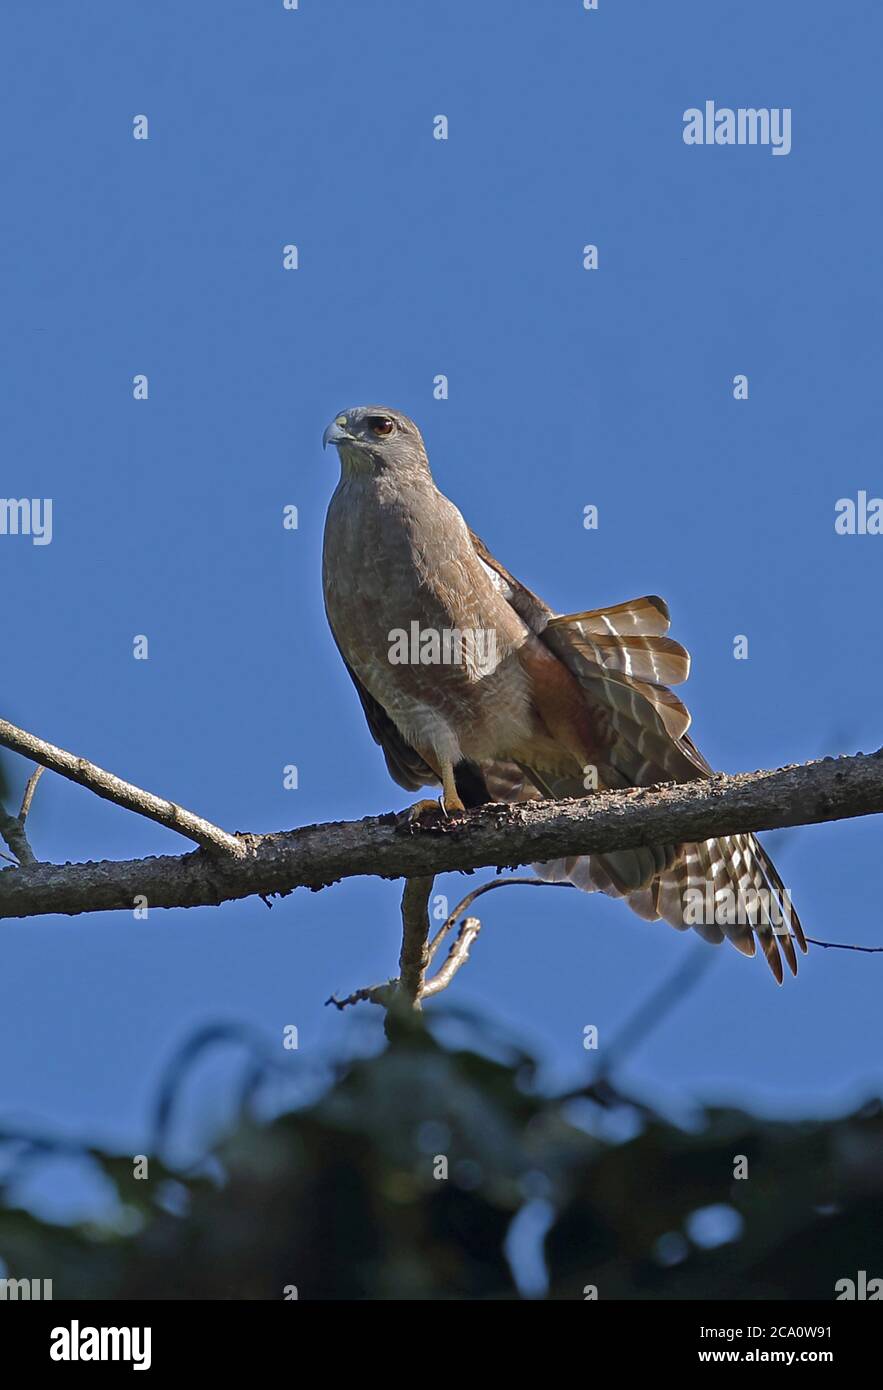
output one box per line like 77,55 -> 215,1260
330,632 -> 437,793
467,528 -> 806,982
469,526 -> 707,784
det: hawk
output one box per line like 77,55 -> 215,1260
322,406 -> 806,982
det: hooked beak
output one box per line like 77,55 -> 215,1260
323,416 -> 352,450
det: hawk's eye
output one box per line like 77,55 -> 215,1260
368,416 -> 395,438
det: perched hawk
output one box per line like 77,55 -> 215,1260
322,406 -> 806,982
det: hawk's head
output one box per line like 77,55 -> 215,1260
322,406 -> 429,479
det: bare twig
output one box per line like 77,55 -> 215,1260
1,745 -> 883,921
423,917 -> 482,998
0,807 -> 36,867
330,913 -> 482,1013
326,982 -> 393,1011
331,860 -> 883,1020
18,765 -> 44,823
436,875 -> 882,963
0,762 -> 46,866
428,875 -> 573,963
804,937 -> 883,954
0,718 -> 245,858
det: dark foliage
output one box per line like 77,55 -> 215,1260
1,1018 -> 881,1300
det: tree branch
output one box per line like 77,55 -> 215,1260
0,807 -> 37,868
0,764 -> 47,867
422,916 -> 482,998
330,901 -> 482,1012
0,718 -> 244,859
396,877 -> 433,1008
1,749 -> 882,921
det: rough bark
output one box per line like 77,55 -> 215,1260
1,750 -> 880,921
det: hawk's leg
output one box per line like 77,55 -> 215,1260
440,761 -> 466,815
399,760 -> 466,827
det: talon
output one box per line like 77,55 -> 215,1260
399,798 -> 445,829
396,765 -> 467,829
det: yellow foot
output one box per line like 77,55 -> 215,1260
398,793 -> 466,829
400,797 -> 445,827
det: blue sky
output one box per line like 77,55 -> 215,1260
1,1 -> 882,1221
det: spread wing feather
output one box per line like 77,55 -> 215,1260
468,528 -> 806,981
